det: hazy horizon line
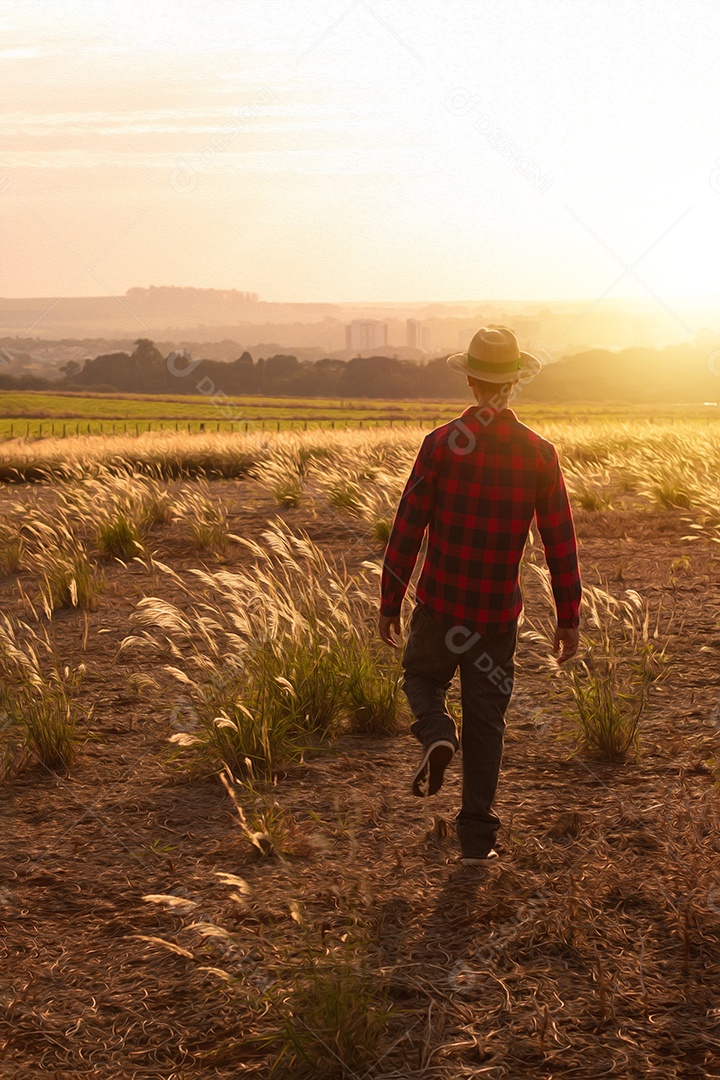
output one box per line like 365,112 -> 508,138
2,290 -> 717,309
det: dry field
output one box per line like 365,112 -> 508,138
0,419 -> 719,1078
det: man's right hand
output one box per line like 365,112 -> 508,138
553,626 -> 579,664
379,614 -> 402,649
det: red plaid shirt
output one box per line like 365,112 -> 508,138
380,406 -> 581,632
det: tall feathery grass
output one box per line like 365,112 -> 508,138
522,564 -> 671,759
175,482 -> 231,550
0,508 -> 27,574
0,615 -> 85,777
0,472 -> 184,614
3,421 -> 720,524
568,585 -> 670,759
57,472 -> 179,559
0,430 -> 261,483
122,519 -> 402,777
37,544 -> 105,615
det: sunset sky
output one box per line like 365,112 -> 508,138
2,0 -> 720,305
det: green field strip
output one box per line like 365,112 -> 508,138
0,389 -> 718,441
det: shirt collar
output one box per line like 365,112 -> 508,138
461,405 -> 517,422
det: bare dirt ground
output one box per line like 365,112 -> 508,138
1,478 -> 720,1078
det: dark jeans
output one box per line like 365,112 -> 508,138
401,604 -> 517,858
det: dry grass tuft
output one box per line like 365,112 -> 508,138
0,615 -> 85,777
122,520 -> 403,777
522,567 -> 672,760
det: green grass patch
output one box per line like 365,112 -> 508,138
2,391 -> 719,441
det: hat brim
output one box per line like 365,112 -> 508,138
446,350 -> 543,383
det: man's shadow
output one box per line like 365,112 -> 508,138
412,860 -> 498,968
373,852 -> 499,992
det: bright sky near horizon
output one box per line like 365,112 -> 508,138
2,0 -> 720,306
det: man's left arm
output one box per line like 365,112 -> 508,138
534,445 -> 582,661
379,436 -> 438,645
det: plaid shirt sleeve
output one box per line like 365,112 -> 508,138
380,435 -> 437,617
535,446 -> 582,629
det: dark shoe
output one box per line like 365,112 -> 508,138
411,740 -> 455,798
459,849 -> 499,866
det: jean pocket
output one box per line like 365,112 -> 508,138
404,606 -> 445,666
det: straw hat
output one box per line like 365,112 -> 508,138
446,327 -> 542,384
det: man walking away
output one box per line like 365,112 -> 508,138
378,328 -> 582,865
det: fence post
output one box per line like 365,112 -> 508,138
276,421 -> 280,432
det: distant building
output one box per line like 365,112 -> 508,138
346,320 -> 388,351
407,318 -> 431,352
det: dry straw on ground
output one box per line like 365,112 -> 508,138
0,418 -> 719,1076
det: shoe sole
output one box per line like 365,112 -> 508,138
460,850 -> 499,866
411,741 -> 455,798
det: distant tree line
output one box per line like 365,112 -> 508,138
57,340 -> 469,398
1,338 -> 719,403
